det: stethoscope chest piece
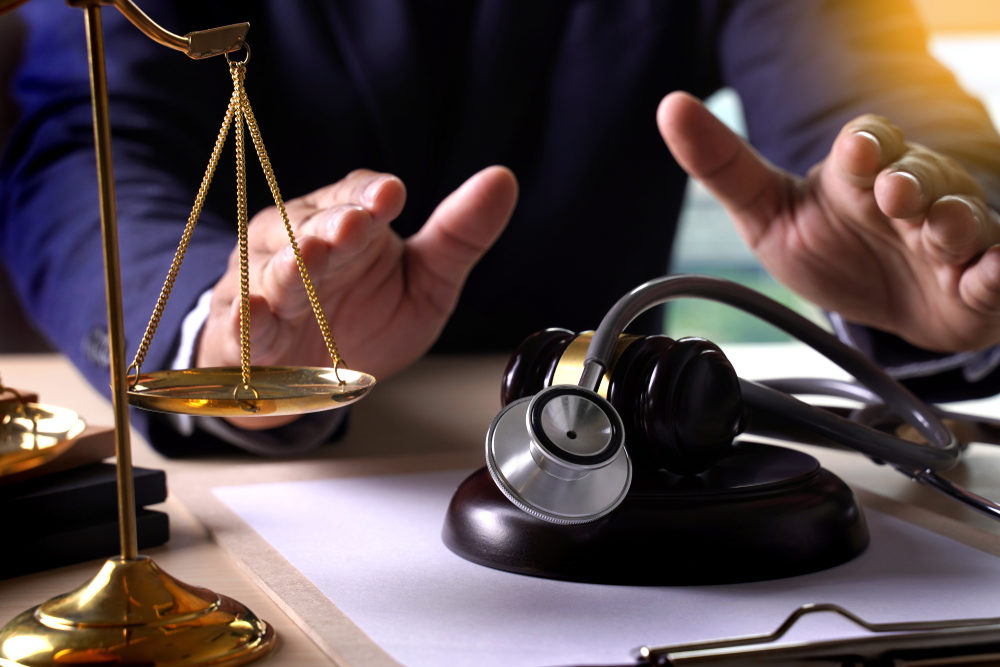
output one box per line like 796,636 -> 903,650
485,385 -> 632,524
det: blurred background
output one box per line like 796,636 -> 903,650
1,1 -> 1000,352
667,0 -> 1000,342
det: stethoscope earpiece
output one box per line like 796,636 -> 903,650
485,385 -> 631,524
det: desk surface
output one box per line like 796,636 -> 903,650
2,346 -> 1000,665
0,351 -> 508,665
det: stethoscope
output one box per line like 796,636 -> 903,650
485,274 -> 1000,525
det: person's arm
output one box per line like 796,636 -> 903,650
721,0 -> 1000,198
0,3 -> 245,454
1,2 -> 519,456
668,0 -> 1000,401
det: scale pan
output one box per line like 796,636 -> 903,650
127,366 -> 375,417
0,402 -> 86,477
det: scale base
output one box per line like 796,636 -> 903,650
443,442 -> 868,585
0,555 -> 275,666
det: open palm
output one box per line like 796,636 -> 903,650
197,166 -> 518,428
658,91 -> 1000,354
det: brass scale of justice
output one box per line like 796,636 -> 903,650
0,0 -> 372,665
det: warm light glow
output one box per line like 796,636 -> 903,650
75,560 -> 116,608
913,0 -> 1000,32
1,635 -> 54,662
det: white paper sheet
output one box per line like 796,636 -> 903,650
214,469 -> 1000,666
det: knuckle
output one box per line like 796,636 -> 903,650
345,168 -> 372,180
980,249 -> 1000,287
850,113 -> 902,139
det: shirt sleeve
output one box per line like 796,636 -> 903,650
1,2 -> 236,404
719,0 -> 1000,196
830,311 -> 1000,402
718,0 -> 1000,401
0,2 -> 349,456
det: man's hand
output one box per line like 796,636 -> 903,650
197,166 -> 518,429
658,91 -> 1000,354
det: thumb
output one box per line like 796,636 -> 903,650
657,91 -> 787,245
407,165 -> 518,289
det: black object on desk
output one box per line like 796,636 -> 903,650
443,328 -> 869,585
444,441 -> 868,585
1,462 -> 169,578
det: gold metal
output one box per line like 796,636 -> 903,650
0,402 -> 86,477
233,62 -> 349,377
82,0 -> 137,564
0,2 -> 276,665
127,55 -> 365,414
186,24 -> 251,60
550,331 -> 642,395
233,64 -> 253,392
65,0 -> 249,60
0,556 -> 274,666
126,84 -> 240,383
128,366 -> 375,416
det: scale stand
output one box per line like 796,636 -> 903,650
0,1 -> 371,663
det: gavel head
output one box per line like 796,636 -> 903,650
501,329 -> 744,475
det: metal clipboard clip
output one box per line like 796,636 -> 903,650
634,603 -> 1000,666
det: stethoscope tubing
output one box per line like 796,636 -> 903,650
738,379 -> 955,470
576,274 -> 1000,521
582,274 -> 960,472
758,376 -> 1000,521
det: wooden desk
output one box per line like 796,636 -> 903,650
0,352 -> 507,665
2,347 -> 1000,665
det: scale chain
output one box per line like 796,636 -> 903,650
126,48 -> 347,396
126,84 -> 239,383
234,63 -> 346,379
233,65 -> 252,394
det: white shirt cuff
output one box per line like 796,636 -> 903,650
829,311 -> 1000,382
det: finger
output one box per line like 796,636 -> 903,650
205,294 -> 285,366
657,91 -> 786,245
258,234 -> 329,319
830,114 -> 906,189
922,195 -> 999,265
245,294 -> 286,365
874,147 -> 984,221
959,244 -> 1000,314
294,203 -> 373,253
208,250 -> 241,303
198,293 -> 242,367
251,170 -> 406,254
406,166 -> 518,308
259,203 -> 379,307
201,291 -> 300,369
301,169 -> 406,223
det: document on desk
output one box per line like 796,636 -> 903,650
213,469 -> 1000,667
